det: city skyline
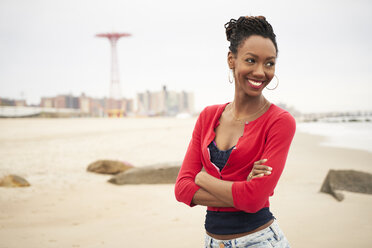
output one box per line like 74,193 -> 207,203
0,85 -> 195,118
0,0 -> 371,113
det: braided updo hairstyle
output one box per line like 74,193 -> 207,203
225,16 -> 278,55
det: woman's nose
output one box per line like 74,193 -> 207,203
252,64 -> 265,78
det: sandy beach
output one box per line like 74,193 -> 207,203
0,118 -> 372,248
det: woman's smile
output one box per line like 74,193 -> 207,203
247,78 -> 265,89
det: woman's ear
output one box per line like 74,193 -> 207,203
227,51 -> 235,69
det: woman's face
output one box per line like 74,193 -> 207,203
228,35 -> 277,98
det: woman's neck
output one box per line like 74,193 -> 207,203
233,93 -> 265,112
230,93 -> 269,122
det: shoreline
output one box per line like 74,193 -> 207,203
0,118 -> 372,247
297,121 -> 372,153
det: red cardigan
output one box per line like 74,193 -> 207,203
174,103 -> 296,213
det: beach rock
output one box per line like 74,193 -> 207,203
108,163 -> 181,185
87,160 -> 134,175
0,175 -> 30,187
320,169 -> 372,201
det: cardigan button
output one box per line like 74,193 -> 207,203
219,243 -> 225,248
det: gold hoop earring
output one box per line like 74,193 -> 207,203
228,69 -> 234,84
266,75 -> 279,90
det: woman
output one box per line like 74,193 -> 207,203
175,16 -> 295,248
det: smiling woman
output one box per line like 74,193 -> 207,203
175,16 -> 296,248
229,35 -> 277,98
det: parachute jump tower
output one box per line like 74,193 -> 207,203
96,32 -> 131,116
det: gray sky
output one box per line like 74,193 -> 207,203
0,0 -> 371,113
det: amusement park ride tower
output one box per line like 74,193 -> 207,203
96,32 -> 131,117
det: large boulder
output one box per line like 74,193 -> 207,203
87,160 -> 134,175
320,169 -> 372,201
108,163 -> 181,185
0,175 -> 30,187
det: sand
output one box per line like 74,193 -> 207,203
0,118 -> 371,248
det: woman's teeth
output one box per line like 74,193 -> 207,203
248,80 -> 263,86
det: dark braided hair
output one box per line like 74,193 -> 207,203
225,16 -> 278,55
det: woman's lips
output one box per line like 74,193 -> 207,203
247,79 -> 265,89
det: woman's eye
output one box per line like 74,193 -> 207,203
265,61 -> 275,67
246,58 -> 255,63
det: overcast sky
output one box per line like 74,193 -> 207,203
0,0 -> 371,113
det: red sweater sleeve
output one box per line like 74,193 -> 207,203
231,112 -> 296,213
174,110 -> 204,206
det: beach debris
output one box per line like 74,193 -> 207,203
108,163 -> 181,185
87,160 -> 134,175
0,174 -> 30,187
320,169 -> 372,201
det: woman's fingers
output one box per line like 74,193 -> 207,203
251,162 -> 272,177
253,164 -> 272,171
248,159 -> 272,181
249,173 -> 265,181
252,169 -> 271,175
254,159 -> 268,165
252,165 -> 272,176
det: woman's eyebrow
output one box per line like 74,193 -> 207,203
245,52 -> 258,58
244,52 -> 276,60
266,56 -> 276,60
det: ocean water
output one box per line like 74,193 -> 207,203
297,121 -> 372,153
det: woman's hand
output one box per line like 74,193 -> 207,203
247,159 -> 272,181
195,171 -> 207,186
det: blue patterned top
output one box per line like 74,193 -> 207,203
208,141 -> 235,171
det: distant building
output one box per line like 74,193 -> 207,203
0,97 -> 26,107
137,91 -> 151,115
15,100 -> 27,107
52,94 -> 79,109
79,93 -> 91,115
41,94 -> 79,109
137,86 -> 194,116
40,97 -> 55,108
103,97 -> 133,117
2,87 -> 192,117
39,93 -> 132,117
179,90 -> 194,114
125,98 -> 134,114
89,97 -> 105,117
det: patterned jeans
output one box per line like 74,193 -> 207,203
204,220 -> 290,248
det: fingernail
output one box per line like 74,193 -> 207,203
266,171 -> 271,174
263,159 -> 268,162
268,167 -> 272,171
